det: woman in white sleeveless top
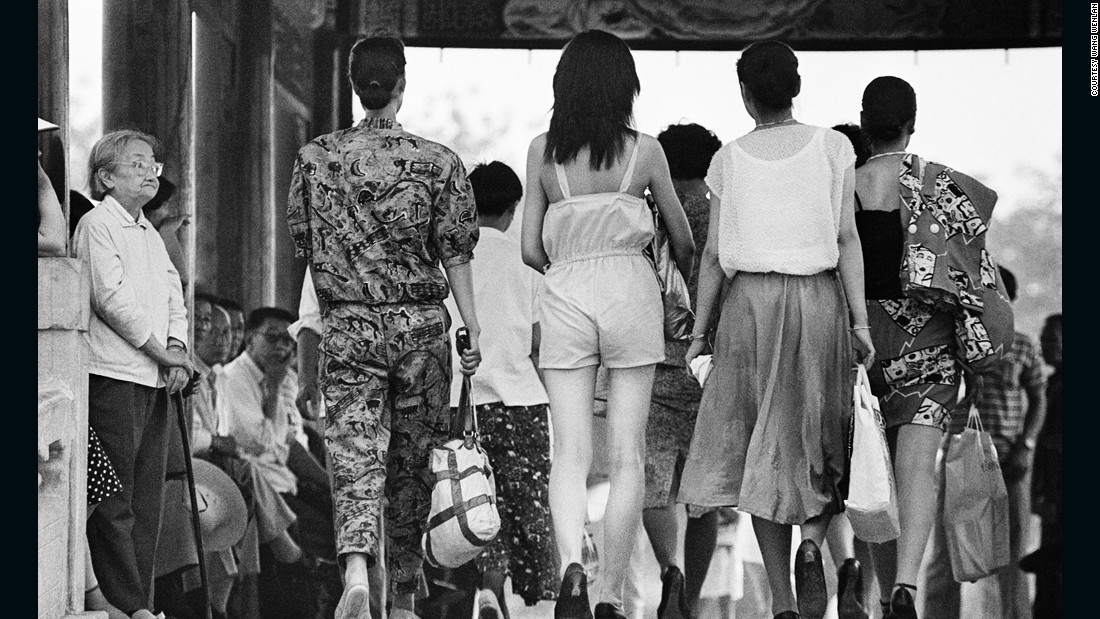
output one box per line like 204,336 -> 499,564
679,41 -> 874,619
520,30 -> 695,619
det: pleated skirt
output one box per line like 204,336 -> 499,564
678,270 -> 854,524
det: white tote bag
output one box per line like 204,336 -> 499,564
422,331 -> 501,568
845,365 -> 901,543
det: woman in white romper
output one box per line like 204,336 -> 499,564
520,30 -> 695,619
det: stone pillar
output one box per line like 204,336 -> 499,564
38,257 -> 105,619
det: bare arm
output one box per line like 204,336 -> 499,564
295,328 -> 322,420
684,192 -> 728,366
37,162 -> 67,257
646,138 -> 695,281
445,260 -> 482,375
836,164 -> 874,365
521,136 -> 551,273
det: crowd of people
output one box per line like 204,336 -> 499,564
38,28 -> 1062,619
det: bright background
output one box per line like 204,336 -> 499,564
68,1 -> 1061,336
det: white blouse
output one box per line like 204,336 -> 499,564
706,125 -> 855,276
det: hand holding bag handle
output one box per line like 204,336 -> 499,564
454,327 -> 479,446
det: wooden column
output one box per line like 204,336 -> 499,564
236,0 -> 276,311
38,0 -> 70,248
102,0 -> 194,209
102,0 -> 195,298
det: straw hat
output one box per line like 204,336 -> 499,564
191,458 -> 248,552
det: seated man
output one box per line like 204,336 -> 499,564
189,294 -> 314,617
219,306 -> 338,614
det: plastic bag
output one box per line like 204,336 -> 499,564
845,364 -> 901,543
643,194 -> 694,340
940,405 -> 1011,581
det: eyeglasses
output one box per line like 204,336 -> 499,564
111,160 -> 164,177
258,330 -> 295,347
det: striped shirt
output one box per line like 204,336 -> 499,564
952,331 -> 1046,457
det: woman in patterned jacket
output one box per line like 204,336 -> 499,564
854,76 -> 1013,619
286,34 -> 482,619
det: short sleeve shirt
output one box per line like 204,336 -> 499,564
287,118 -> 479,305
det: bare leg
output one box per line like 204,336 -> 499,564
892,425 -> 942,589
337,552 -> 371,619
752,516 -> 795,615
868,539 -> 898,609
825,514 -> 856,562
599,365 -> 656,607
482,569 -> 510,619
642,505 -> 679,570
683,511 -> 719,614
84,541 -> 130,619
800,513 -> 833,548
544,367 -> 598,572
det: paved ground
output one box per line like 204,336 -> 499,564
498,509 -> 1040,619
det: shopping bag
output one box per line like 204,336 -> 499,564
423,328 -> 501,568
941,404 -> 1011,582
643,194 -> 694,340
845,365 -> 901,543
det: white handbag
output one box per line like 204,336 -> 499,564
845,364 -> 901,543
422,330 -> 501,568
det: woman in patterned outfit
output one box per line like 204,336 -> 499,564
642,123 -> 722,619
286,35 -> 482,619
855,76 -> 1012,619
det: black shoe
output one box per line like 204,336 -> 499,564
794,539 -> 827,619
774,612 -> 801,619
1019,543 -> 1060,573
657,565 -> 690,619
887,583 -> 917,619
836,558 -> 868,619
594,602 -> 628,619
555,563 -> 593,619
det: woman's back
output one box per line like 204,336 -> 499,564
708,124 -> 855,276
541,136 -> 654,264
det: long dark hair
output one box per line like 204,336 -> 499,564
545,30 -> 640,170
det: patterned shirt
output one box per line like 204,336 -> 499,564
952,331 -> 1046,456
287,118 -> 479,306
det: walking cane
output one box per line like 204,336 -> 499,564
172,387 -> 213,619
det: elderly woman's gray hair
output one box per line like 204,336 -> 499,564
87,129 -> 162,200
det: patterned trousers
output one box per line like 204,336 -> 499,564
320,301 -> 452,597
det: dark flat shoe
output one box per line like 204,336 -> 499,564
594,602 -> 627,619
836,558 -> 868,619
555,563 -> 593,619
657,565 -> 689,619
886,583 -> 917,619
794,539 -> 827,619
774,612 -> 801,619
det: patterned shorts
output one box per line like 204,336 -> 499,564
464,402 -> 559,606
866,298 -> 961,431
